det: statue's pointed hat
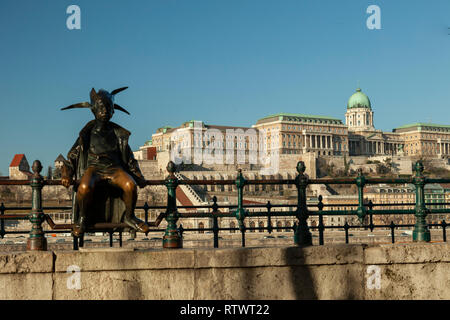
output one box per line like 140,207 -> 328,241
61,87 -> 130,115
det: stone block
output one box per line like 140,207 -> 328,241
53,269 -> 195,300
194,264 -> 365,300
0,251 -> 54,274
364,242 -> 450,265
0,273 -> 53,299
194,245 -> 365,269
364,263 -> 450,300
54,248 -> 196,272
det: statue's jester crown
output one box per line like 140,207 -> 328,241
61,87 -> 130,115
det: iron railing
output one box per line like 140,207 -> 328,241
0,159 -> 449,250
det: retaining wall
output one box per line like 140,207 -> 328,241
0,243 -> 448,300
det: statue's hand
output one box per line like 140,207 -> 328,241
137,178 -> 147,188
61,163 -> 74,188
61,176 -> 73,188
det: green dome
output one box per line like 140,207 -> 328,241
347,88 -> 371,109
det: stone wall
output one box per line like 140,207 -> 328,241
0,184 -> 72,202
0,243 -> 448,300
137,160 -> 161,179
8,167 -> 30,180
278,153 -> 316,178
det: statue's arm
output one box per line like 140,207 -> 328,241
125,144 -> 147,188
61,138 -> 80,188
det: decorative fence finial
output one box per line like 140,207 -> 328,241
414,161 -> 424,177
294,161 -> 312,246
296,161 -> 306,175
163,161 -> 182,248
412,160 -> 430,242
32,160 -> 43,178
27,160 -> 46,251
167,161 -> 176,175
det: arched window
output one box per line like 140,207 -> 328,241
249,221 -> 255,232
230,221 -> 236,233
198,222 -> 204,234
285,221 -> 291,232
276,221 -> 282,232
258,221 -> 265,232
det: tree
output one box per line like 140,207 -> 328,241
343,155 -> 350,176
376,163 -> 390,175
47,166 -> 53,180
326,163 -> 335,177
0,186 -> 14,201
384,157 -> 392,169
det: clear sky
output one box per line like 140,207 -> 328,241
1,0 -> 450,175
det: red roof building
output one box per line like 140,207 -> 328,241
9,154 -> 32,180
9,154 -> 26,167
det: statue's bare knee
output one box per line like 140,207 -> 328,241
122,180 -> 137,198
77,182 -> 92,199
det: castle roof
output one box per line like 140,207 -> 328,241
347,88 -> 372,110
55,154 -> 65,162
256,113 -> 343,125
393,123 -> 450,132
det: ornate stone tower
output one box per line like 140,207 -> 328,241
345,88 -> 374,131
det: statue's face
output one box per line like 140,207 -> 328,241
92,95 -> 114,123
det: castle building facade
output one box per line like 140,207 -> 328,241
393,123 -> 450,157
252,113 -> 349,156
345,88 -> 403,156
146,87 -> 449,162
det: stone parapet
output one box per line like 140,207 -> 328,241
0,243 -> 448,300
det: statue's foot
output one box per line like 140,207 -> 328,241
72,217 -> 87,237
124,216 -> 149,233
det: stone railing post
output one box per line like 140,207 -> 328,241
317,195 -> 324,245
233,169 -> 248,247
355,169 -> 367,224
294,161 -> 312,246
412,161 -> 431,242
0,202 -> 5,239
27,160 -> 47,251
211,196 -> 220,248
163,161 -> 182,248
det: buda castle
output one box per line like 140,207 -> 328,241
140,88 -> 450,163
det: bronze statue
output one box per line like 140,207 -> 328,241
60,87 -> 149,236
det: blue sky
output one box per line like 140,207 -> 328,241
1,0 -> 450,174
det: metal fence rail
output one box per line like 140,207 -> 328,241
0,159 -> 449,250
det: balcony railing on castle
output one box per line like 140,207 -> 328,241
0,160 -> 449,250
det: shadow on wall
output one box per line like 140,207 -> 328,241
114,252 -> 144,300
284,246 -> 318,299
284,246 -> 362,300
234,245 -> 318,299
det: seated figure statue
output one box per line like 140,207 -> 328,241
60,87 -> 149,236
